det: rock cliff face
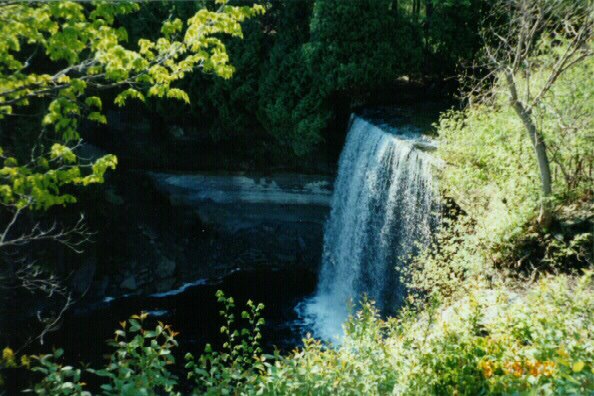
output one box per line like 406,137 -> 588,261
149,172 -> 332,230
80,171 -> 333,300
148,172 -> 333,272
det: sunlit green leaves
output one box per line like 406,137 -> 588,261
436,56 -> 594,266
0,0 -> 263,213
114,88 -> 145,106
50,144 -> 76,163
161,18 -> 183,37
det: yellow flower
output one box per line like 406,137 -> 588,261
2,347 -> 14,363
512,361 -> 524,377
526,360 -> 543,377
479,360 -> 494,378
2,347 -> 13,361
483,366 -> 494,378
542,361 -> 556,377
2,347 -> 16,368
504,361 -> 524,377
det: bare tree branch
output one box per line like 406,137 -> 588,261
37,293 -> 74,346
0,213 -> 93,253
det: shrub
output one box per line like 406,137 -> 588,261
89,313 -> 180,395
185,290 -> 266,395
253,272 -> 594,395
23,273 -> 593,395
27,349 -> 89,396
430,56 -> 594,279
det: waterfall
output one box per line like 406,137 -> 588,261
298,114 -> 440,341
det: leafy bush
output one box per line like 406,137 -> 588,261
21,291 -> 267,395
185,290 -> 266,394
89,313 -> 180,395
21,272 -> 593,395
25,313 -> 180,396
246,272 -> 594,395
390,272 -> 594,395
428,55 -> 594,281
27,349 -> 89,396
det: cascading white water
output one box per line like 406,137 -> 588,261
298,115 -> 440,342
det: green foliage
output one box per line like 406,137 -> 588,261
255,0 -> 329,157
256,0 -> 487,156
28,349 -> 89,396
307,0 -> 419,93
431,56 -> 594,276
255,301 -> 399,395
258,45 -> 330,156
1,346 -> 29,388
90,312 -> 180,395
0,143 -> 117,210
120,0 -> 488,158
26,313 -> 181,396
184,8 -> 268,142
536,54 -> 594,202
25,293 -> 267,395
393,273 -> 594,394
185,290 -> 266,394
25,274 -> 594,395
0,0 -> 264,212
422,0 -> 487,75
243,272 -> 593,395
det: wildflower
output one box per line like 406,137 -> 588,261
542,361 -> 556,377
504,361 -> 523,377
479,360 -> 494,378
2,347 -> 14,362
512,361 -> 523,377
526,360 -> 543,377
2,347 -> 15,367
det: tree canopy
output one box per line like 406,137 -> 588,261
0,0 -> 264,212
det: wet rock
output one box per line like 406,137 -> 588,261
71,260 -> 96,295
93,276 -> 109,298
120,274 -> 137,290
105,188 -> 124,206
275,254 -> 297,262
155,277 -> 176,293
149,172 -> 333,208
297,236 -> 306,250
169,125 -> 184,139
136,268 -> 150,286
157,258 -> 176,278
139,225 -> 158,241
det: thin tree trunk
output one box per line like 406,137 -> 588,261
413,0 -> 420,21
424,0 -> 433,20
505,73 -> 553,227
391,0 -> 399,17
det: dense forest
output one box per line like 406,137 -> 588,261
0,0 -> 592,395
